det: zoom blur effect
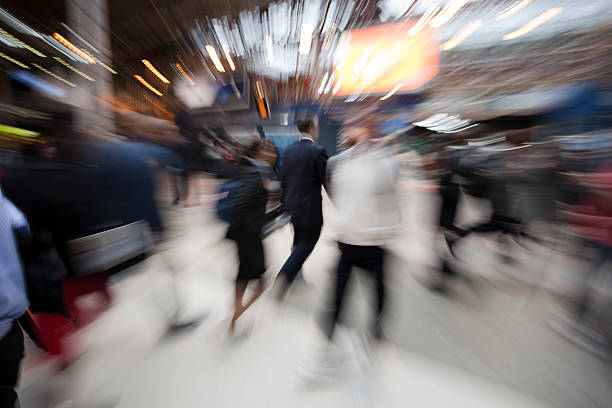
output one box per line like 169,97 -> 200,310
0,0 -> 611,407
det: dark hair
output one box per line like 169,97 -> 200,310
297,119 -> 314,133
243,137 -> 262,158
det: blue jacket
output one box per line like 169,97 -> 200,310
0,186 -> 29,338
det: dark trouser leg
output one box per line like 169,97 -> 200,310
181,168 -> 189,201
451,216 -> 507,249
371,248 -> 385,337
351,246 -> 385,337
0,321 -> 24,407
277,223 -> 321,285
325,246 -> 353,340
576,243 -> 610,319
170,171 -> 180,204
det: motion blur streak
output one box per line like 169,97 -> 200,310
0,27 -> 45,57
503,7 -> 563,40
1,0 -> 612,407
441,20 -> 482,51
142,59 -> 170,83
407,3 -> 440,35
496,0 -> 534,21
52,32 -> 95,63
134,75 -> 163,95
32,63 -> 76,86
222,44 -> 236,71
430,0 -> 469,28
176,63 -> 194,85
205,44 -> 225,72
53,57 -> 95,81
0,51 -> 29,69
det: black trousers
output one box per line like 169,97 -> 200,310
443,214 -> 521,278
324,243 -> 385,340
0,320 -> 24,407
278,222 -> 321,284
457,214 -> 521,238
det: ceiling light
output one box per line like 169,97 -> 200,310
317,72 -> 329,94
441,123 -> 479,133
430,0 -> 469,29
414,113 -> 448,127
255,81 -> 265,99
54,57 -> 95,81
0,51 -> 28,69
0,32 -> 22,48
134,75 -> 162,96
61,23 -> 100,54
299,24 -> 313,55
496,0 -> 533,21
408,4 -> 441,36
324,74 -> 335,94
53,33 -> 95,63
141,59 -> 170,83
380,83 -> 403,100
441,20 -> 482,51
0,28 -> 45,57
205,45 -> 225,72
0,7 -> 41,38
32,63 -> 76,87
222,44 -> 235,71
176,63 -> 194,85
41,35 -> 83,62
503,7 -> 562,40
266,36 -> 274,63
324,24 -> 337,51
95,58 -> 117,74
431,119 -> 471,132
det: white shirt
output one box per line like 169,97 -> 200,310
300,133 -> 314,143
330,145 -> 401,246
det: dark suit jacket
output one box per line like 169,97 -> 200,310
281,139 -> 328,228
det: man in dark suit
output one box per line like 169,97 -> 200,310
276,119 -> 328,299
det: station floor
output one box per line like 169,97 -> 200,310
18,175 -> 612,408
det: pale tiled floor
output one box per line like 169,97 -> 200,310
18,175 -> 612,408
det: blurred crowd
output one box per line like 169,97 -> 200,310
1,109 -> 612,406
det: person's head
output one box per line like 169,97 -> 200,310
261,140 -> 279,167
297,118 -> 318,142
242,136 -> 262,161
341,120 -> 378,147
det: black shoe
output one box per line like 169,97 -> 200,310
444,232 -> 458,256
431,279 -> 448,294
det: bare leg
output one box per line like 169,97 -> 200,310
231,281 -> 247,333
234,279 -> 266,321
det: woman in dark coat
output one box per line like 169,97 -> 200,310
226,138 -> 268,333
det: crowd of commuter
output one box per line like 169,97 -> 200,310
1,110 -> 612,406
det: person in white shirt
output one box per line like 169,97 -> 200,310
323,122 -> 401,341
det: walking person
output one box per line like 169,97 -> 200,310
324,123 -> 401,342
0,184 -> 29,407
274,119 -> 328,300
558,162 -> 612,347
299,123 -> 400,380
432,148 -> 464,291
218,138 -> 268,333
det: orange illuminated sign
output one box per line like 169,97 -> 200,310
333,20 -> 439,96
